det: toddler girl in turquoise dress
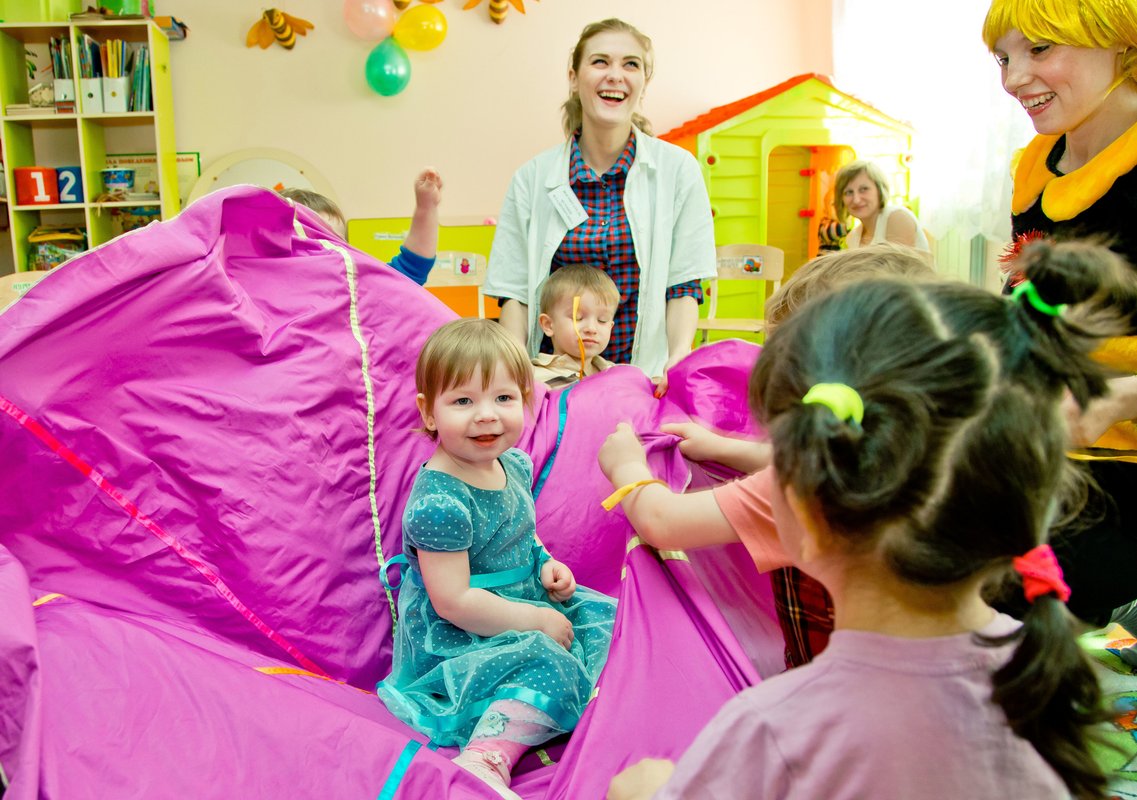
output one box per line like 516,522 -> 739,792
376,318 -> 616,798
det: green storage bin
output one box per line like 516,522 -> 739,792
3,0 -> 83,22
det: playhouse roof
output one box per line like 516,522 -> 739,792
660,73 -> 911,143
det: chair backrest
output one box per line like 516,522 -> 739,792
428,251 -> 488,318
0,270 -> 50,310
707,244 -> 786,319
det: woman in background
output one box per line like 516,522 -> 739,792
835,159 -> 930,253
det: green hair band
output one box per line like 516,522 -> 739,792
1012,281 -> 1066,317
802,383 -> 864,426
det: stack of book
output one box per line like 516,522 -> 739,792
129,46 -> 150,111
4,104 -> 53,116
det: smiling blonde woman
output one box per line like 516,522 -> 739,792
483,18 -> 716,393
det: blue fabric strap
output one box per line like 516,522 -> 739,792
376,739 -> 422,800
469,560 -> 533,589
470,541 -> 546,588
380,554 -> 409,591
532,383 -> 574,500
398,541 -> 546,591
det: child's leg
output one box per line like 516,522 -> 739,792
456,699 -> 558,784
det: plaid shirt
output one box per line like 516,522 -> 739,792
542,133 -> 703,365
771,566 -> 835,669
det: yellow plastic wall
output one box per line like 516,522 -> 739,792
347,218 -> 498,319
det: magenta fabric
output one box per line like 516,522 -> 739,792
0,185 -> 779,797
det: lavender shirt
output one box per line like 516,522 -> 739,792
656,613 -> 1069,799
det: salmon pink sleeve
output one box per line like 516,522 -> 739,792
711,468 -> 792,572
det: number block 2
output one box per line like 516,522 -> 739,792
56,166 -> 84,204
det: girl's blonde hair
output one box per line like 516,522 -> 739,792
561,18 -> 654,138
833,160 -> 891,222
764,243 -> 935,334
982,0 -> 1137,83
415,319 -> 534,439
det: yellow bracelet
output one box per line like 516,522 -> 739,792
601,478 -> 667,511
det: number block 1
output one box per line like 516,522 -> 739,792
14,167 -> 59,206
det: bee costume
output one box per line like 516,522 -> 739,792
1010,123 -> 1137,267
1004,125 -> 1137,625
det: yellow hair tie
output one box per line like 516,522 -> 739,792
802,383 -> 864,425
601,478 -> 667,511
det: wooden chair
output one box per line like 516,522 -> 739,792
0,270 -> 50,309
695,244 -> 785,345
426,251 -> 488,318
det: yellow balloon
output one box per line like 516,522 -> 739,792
393,5 -> 447,51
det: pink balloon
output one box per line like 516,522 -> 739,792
343,0 -> 397,41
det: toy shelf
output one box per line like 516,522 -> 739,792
0,18 -> 178,272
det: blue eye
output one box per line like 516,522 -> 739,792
496,394 -> 515,403
454,397 -> 472,406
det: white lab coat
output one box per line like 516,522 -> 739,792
484,128 -> 717,376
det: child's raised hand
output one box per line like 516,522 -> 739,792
533,605 -> 574,650
541,558 -> 577,603
598,422 -> 648,484
414,167 -> 443,211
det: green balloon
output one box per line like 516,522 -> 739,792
365,38 -> 411,96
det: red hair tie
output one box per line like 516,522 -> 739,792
1012,544 -> 1071,604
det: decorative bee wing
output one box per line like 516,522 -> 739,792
246,17 -> 274,49
281,13 -> 314,35
462,0 -> 484,9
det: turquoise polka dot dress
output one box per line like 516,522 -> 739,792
376,449 -> 617,747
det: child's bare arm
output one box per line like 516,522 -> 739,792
419,549 -> 573,648
598,422 -> 740,551
1065,375 -> 1137,447
403,168 -> 442,259
661,421 -> 771,474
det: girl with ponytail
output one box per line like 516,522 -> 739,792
607,241 -> 1136,800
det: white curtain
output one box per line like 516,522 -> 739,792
831,0 -> 1033,279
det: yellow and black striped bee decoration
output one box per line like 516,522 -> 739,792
393,0 -> 444,9
246,9 -> 314,50
462,0 -> 532,25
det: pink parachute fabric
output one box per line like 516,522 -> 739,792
0,186 -> 781,798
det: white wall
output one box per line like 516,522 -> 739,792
169,0 -> 832,221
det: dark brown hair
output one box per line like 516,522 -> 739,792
751,240 -> 1137,800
